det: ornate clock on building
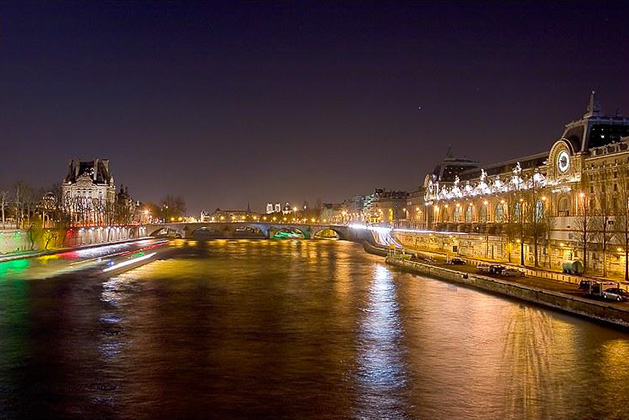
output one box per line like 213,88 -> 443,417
557,150 -> 570,173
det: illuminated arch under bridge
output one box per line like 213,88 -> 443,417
145,222 -> 349,240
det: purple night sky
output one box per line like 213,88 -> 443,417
1,1 -> 628,214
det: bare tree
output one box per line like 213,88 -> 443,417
114,196 -> 135,225
159,195 -> 186,221
614,164 -> 629,281
11,181 -> 38,229
0,190 -> 8,229
12,182 -> 24,228
504,192 -> 528,265
48,183 -> 72,230
573,189 -> 597,273
591,168 -> 616,276
524,188 -> 551,268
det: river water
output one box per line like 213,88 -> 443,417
2,240 -> 629,419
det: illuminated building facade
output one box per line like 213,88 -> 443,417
363,189 -> 409,226
413,92 -> 629,275
62,158 -> 116,225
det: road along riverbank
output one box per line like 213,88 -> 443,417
386,256 -> 629,329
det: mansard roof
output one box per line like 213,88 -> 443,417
428,92 -> 629,184
560,91 -> 629,153
64,158 -> 113,185
459,151 -> 548,181
431,148 -> 479,183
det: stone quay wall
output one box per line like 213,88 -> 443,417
386,257 -> 629,329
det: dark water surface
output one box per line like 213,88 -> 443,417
2,240 -> 629,419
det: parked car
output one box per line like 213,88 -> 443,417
579,280 -> 598,292
489,264 -> 506,274
449,257 -> 466,265
502,267 -> 524,277
476,263 -> 492,273
602,288 -> 629,302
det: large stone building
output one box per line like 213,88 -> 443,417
405,92 -> 629,276
363,189 -> 409,226
62,159 -> 116,225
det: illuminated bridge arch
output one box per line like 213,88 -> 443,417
148,227 -> 183,238
231,224 -> 267,238
311,226 -> 346,240
190,226 -> 224,239
270,226 -> 310,239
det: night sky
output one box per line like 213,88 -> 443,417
2,1 -> 628,214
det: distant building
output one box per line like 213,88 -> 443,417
62,158 -> 116,225
342,195 -> 365,221
115,184 -> 138,224
266,203 -> 275,214
364,189 -> 409,225
200,208 -> 260,222
406,187 -> 426,228
320,203 -> 343,223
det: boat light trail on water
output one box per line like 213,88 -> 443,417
102,252 -> 157,273
349,224 -> 467,236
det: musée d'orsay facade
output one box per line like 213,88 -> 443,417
399,92 -> 629,276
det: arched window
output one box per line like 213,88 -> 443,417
495,203 -> 504,223
453,206 -> 460,222
558,196 -> 569,216
465,205 -> 473,223
480,205 -> 487,223
514,202 -> 522,222
535,200 -> 544,222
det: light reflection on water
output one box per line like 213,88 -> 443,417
1,240 -> 629,419
356,264 -> 408,419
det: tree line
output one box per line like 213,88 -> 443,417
0,181 -> 186,230
498,164 -> 629,280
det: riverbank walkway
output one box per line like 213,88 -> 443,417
389,248 -> 629,312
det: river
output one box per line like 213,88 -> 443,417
2,240 -> 629,419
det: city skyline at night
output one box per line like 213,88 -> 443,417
2,1 -> 629,213
5,3 -> 629,420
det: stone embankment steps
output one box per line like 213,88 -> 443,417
386,256 -> 629,329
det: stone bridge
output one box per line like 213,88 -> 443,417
144,222 -> 351,240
